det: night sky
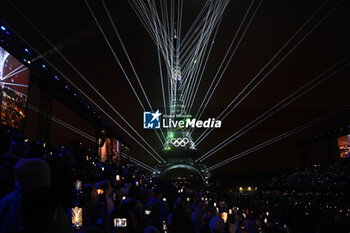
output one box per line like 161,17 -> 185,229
0,0 -> 349,174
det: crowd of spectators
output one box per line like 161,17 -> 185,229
0,130 -> 349,233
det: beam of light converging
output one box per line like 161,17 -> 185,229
127,157 -> 155,173
128,0 -> 174,110
0,67 -> 28,81
194,0 -> 342,144
157,0 -> 172,110
131,0 -> 229,122
9,1 -> 165,162
5,13 -> 165,164
183,17 -> 223,114
183,0 -> 229,112
1,68 -> 28,82
196,56 -> 350,162
101,0 -> 161,115
181,0 -> 230,112
1,64 -> 26,80
180,0 -> 225,64
30,102 -> 156,172
130,0 -> 230,152
182,3 -> 221,108
183,14 -> 226,113
149,1 -> 171,137
101,0 -> 152,110
99,0 -> 166,143
84,0 -> 166,146
131,0 -> 173,67
190,0 -> 259,137
149,0 -> 172,100
2,82 -> 28,88
52,118 -> 96,142
177,0 -> 183,52
181,1 -> 210,46
180,2 -> 212,67
120,152 -> 156,173
28,104 -> 96,142
180,4 -> 212,60
183,40 -> 211,112
179,4 -> 227,88
208,105 -> 350,170
130,0 -> 162,45
131,0 -> 178,103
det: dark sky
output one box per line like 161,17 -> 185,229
0,0 -> 349,173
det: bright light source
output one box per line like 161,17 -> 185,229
1,26 -> 5,31
221,212 -> 228,223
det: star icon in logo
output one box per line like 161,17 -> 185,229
151,110 -> 161,122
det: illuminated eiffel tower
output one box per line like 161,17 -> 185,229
131,0 -> 230,180
162,37 -> 196,152
153,30 -> 211,181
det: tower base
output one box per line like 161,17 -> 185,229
153,157 -> 211,181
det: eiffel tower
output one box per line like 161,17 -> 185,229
162,48 -> 196,152
154,30 -> 211,181
131,0 -> 230,181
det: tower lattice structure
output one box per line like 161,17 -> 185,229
163,30 -> 196,152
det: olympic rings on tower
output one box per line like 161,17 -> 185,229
170,138 -> 189,147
